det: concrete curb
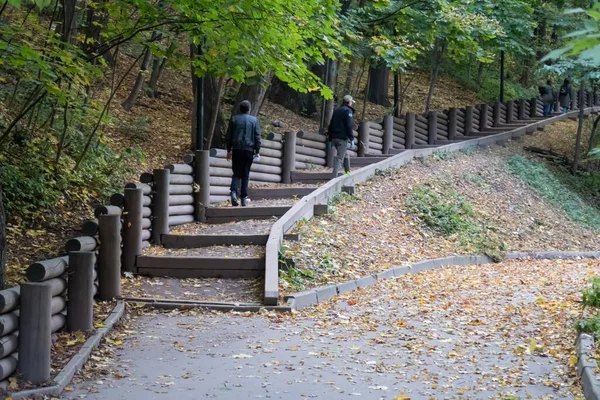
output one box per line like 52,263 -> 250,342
285,251 -> 600,311
577,330 -> 600,399
8,301 -> 126,399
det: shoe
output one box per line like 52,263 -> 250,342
344,171 -> 351,176
231,191 -> 239,207
241,197 -> 248,207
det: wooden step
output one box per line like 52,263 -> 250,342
248,186 -> 317,199
136,255 -> 264,278
412,144 -> 441,149
162,234 -> 269,248
291,171 -> 332,183
205,205 -> 291,223
388,148 -> 406,155
350,157 -> 388,167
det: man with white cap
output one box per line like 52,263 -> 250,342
327,94 -> 355,178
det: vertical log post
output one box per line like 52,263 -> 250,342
152,168 -> 170,243
19,282 -> 52,384
518,99 -> 526,120
506,101 -> 514,123
358,122 -> 369,157
326,144 -> 334,168
282,132 -> 297,184
67,251 -> 95,332
464,106 -> 474,136
571,90 -> 577,111
588,91 -> 593,108
405,113 -> 416,149
479,104 -> 489,132
122,187 -> 142,273
529,98 -> 538,117
382,115 -> 393,154
447,108 -> 457,140
427,111 -> 437,145
98,214 -> 121,300
194,150 -> 210,222
554,99 -> 560,114
493,103 -> 501,127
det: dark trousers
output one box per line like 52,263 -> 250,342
543,104 -> 553,117
230,150 -> 254,198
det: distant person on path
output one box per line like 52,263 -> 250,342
541,79 -> 556,117
226,100 -> 261,207
559,78 -> 572,114
327,95 -> 355,178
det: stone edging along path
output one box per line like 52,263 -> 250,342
6,301 -> 125,399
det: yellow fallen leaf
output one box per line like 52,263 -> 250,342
529,338 -> 537,354
64,386 -> 74,391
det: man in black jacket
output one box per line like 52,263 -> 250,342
327,95 -> 355,178
226,100 -> 261,207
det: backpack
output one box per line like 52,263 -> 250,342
539,86 -> 548,96
560,85 -> 568,96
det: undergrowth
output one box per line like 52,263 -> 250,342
576,277 -> 600,339
405,184 -> 506,260
506,155 -> 600,231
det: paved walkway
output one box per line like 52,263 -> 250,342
67,258 -> 594,399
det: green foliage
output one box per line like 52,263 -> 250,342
328,191 -> 357,206
405,184 -> 506,259
431,151 -> 455,161
582,277 -> 600,309
405,185 -> 473,234
506,155 -> 600,231
575,313 -> 600,338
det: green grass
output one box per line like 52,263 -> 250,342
506,155 -> 600,231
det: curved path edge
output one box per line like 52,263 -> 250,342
578,319 -> 600,399
264,108 -> 597,306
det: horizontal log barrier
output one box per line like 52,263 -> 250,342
352,130 -> 358,138
209,176 -> 273,187
65,236 -> 98,253
0,288 -> 19,315
183,153 -> 195,165
94,205 -> 121,218
415,127 -> 428,138
369,135 -> 383,144
295,153 -> 326,166
51,313 -> 65,332
296,137 -> 327,150
26,257 -> 69,282
169,195 -> 193,205
368,148 -> 383,155
168,215 -> 195,226
168,205 -> 194,216
262,139 -> 283,151
169,174 -> 194,185
166,164 -> 193,175
51,296 -> 66,315
369,128 -> 383,138
266,132 -> 283,142
368,121 -> 383,130
414,136 -> 427,145
140,172 -> 153,183
369,142 -> 383,151
142,240 -> 150,249
437,122 -> 448,131
209,186 -> 231,196
168,185 -> 193,195
142,218 -> 151,229
414,119 -> 428,131
437,113 -> 448,121
297,131 -> 327,143
142,230 -> 151,241
436,134 -> 448,141
0,313 -> 18,336
0,333 -> 17,359
416,114 -> 428,124
392,143 -> 406,149
210,167 -> 282,183
393,123 -> 406,132
210,158 -> 283,175
125,182 -> 151,195
0,354 -> 17,381
210,150 -> 282,167
296,146 -> 327,158
142,207 -> 151,217
143,196 -> 151,207
109,193 -> 124,207
392,136 -> 406,145
81,219 -> 98,236
210,147 -> 283,159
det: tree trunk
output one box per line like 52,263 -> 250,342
367,61 -> 390,106
147,41 -> 175,98
267,66 -> 319,117
425,39 -> 446,113
325,59 -> 338,126
233,72 -> 274,116
573,85 -> 585,174
344,57 -> 358,95
83,0 -> 107,56
61,0 -> 77,44
361,68 -> 371,121
205,77 -> 225,150
191,73 -> 226,150
0,185 -> 6,290
121,46 -> 154,111
587,114 -> 600,153
476,62 -> 485,86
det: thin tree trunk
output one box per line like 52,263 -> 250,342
61,0 -> 77,44
121,43 -> 155,111
147,40 -> 175,98
361,68 -> 371,121
476,62 -> 485,86
573,85 -> 585,174
325,59 -> 338,125
55,102 -> 69,170
233,72 -> 273,116
205,77 -> 226,150
587,114 -> 600,153
425,39 -> 446,113
344,58 -> 358,95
